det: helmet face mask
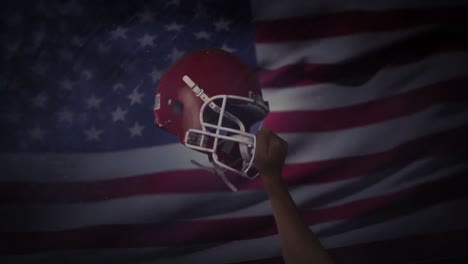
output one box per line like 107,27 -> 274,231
184,92 -> 268,180
154,48 -> 269,191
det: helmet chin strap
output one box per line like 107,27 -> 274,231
189,135 -> 254,191
231,134 -> 254,172
190,159 -> 238,192
183,75 -> 245,131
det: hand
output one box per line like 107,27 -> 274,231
254,126 -> 289,179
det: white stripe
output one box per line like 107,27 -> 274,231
252,0 -> 468,21
4,199 -> 467,263
2,103 -> 467,182
0,144 -> 206,182
262,52 -> 468,111
0,187 -> 335,231
285,103 -> 468,163
320,200 -> 468,248
202,159 -> 468,219
130,199 -> 468,264
256,26 -> 438,68
1,156 -> 465,232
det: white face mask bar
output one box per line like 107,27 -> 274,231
185,125 -> 257,176
182,75 -> 268,191
183,76 -> 246,131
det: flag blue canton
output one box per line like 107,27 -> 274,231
0,0 -> 256,153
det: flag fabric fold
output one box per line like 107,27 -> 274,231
1,0 -> 468,263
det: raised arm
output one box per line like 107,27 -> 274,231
254,127 -> 334,264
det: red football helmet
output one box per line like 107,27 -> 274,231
154,48 -> 269,191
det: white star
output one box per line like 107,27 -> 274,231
168,47 -> 185,63
31,93 -> 48,108
129,122 -> 145,137
111,106 -> 128,122
149,68 -> 162,83
82,69 -> 93,80
138,33 -> 156,48
98,43 -> 110,54
138,9 -> 154,23
32,63 -> 48,76
128,88 -> 143,106
221,43 -> 236,53
84,126 -> 103,141
57,109 -> 74,123
85,94 -> 102,109
71,35 -> 84,46
214,18 -> 231,31
194,30 -> 211,40
165,22 -> 183,32
59,78 -> 75,91
113,82 -> 126,92
29,126 -> 46,141
110,26 -> 127,40
165,0 -> 180,7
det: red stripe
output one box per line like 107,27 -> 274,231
1,125 -> 467,202
254,8 -> 468,43
3,173 -> 466,255
236,229 -> 468,264
259,36 -> 468,88
263,77 -> 468,133
281,125 -> 468,186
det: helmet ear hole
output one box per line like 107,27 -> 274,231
172,100 -> 183,115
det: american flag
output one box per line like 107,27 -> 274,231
1,0 -> 468,263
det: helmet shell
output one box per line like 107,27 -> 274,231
154,48 -> 262,142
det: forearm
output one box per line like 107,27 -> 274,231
262,175 -> 334,264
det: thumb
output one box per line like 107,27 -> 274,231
255,126 -> 270,158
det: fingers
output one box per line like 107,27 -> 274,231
255,126 -> 288,154
254,126 -> 289,176
256,126 -> 283,147
259,126 -> 270,133
259,126 -> 287,147
255,126 -> 270,158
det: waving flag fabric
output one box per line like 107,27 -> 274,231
1,0 -> 468,263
